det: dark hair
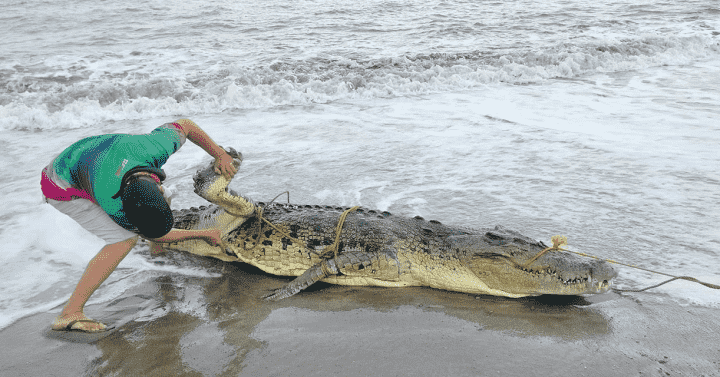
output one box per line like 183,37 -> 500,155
121,176 -> 173,238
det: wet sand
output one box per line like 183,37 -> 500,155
2,252 -> 719,377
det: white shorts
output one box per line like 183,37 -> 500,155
46,198 -> 138,245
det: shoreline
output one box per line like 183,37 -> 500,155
2,259 -> 718,376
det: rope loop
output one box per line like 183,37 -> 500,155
242,191 -> 359,263
318,206 -> 360,259
524,235 -> 719,293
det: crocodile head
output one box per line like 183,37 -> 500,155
452,227 -> 617,297
192,147 -> 255,218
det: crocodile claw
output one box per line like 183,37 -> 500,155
262,287 -> 294,301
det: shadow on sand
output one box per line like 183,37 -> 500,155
68,251 -> 611,376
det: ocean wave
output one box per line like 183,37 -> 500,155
1,34 -> 717,131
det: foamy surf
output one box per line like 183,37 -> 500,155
0,204 -> 220,331
2,35 -> 717,131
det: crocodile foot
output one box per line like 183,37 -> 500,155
263,259 -> 339,301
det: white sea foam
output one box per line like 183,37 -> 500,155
0,203 -> 220,331
0,205 -> 104,329
1,35 -> 717,131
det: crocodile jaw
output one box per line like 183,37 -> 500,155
192,147 -> 256,218
467,256 -> 617,296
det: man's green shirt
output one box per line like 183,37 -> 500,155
51,124 -> 186,231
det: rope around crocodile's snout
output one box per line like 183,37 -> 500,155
524,235 -> 720,293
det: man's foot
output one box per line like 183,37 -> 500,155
52,314 -> 108,333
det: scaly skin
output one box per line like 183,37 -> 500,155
165,150 -> 617,300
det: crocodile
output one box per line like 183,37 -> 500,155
161,149 -> 616,300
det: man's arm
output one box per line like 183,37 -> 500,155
173,119 -> 237,179
150,228 -> 222,246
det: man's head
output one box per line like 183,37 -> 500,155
117,170 -> 173,239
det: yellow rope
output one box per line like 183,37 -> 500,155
319,206 -> 360,259
244,198 -> 359,261
522,235 -> 567,268
524,235 -> 720,292
241,191 -> 301,251
522,245 -> 557,267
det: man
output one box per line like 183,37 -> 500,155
42,119 -> 236,333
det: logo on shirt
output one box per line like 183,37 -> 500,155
115,159 -> 129,176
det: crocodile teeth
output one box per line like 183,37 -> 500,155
561,277 -> 585,285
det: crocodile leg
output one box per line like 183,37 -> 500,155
263,250 -> 399,301
263,259 -> 340,301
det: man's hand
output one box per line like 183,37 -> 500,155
175,119 -> 239,179
214,153 -> 237,179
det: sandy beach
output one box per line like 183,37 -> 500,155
2,251 -> 718,377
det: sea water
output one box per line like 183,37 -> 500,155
1,0 -> 719,330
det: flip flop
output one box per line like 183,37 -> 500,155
52,319 -> 111,333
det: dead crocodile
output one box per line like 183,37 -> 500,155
162,149 -> 616,300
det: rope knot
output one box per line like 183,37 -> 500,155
523,235 -> 568,267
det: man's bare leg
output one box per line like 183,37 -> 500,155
52,236 -> 139,332
52,229 -> 221,331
